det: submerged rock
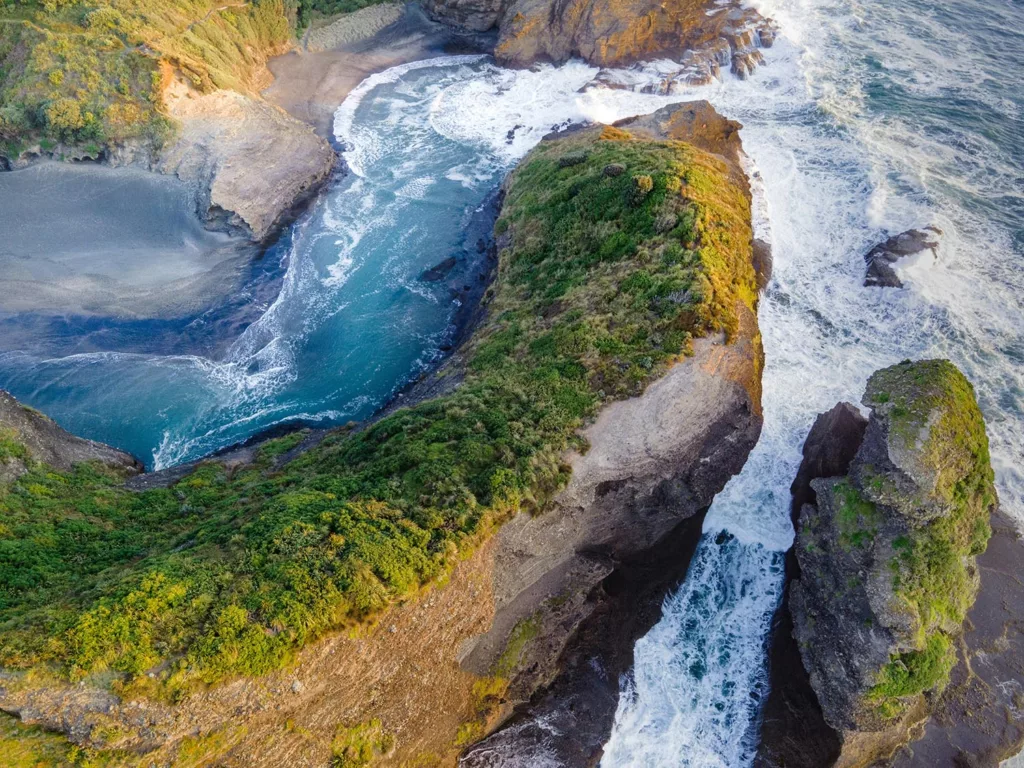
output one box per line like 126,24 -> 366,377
420,255 -> 459,282
863,227 -> 942,288
759,359 -> 1000,768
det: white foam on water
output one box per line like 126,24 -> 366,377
333,54 -> 489,176
602,539 -> 784,768
596,0 -> 1024,761
429,60 -> 598,162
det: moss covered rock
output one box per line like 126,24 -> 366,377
790,360 -> 997,750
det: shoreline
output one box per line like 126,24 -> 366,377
3,5 -> 498,475
265,3 -> 496,140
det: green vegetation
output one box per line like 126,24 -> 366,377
0,127 -> 754,704
833,478 -> 880,550
295,0 -> 388,30
331,719 -> 393,767
0,712 -> 130,767
172,724 -> 248,768
869,634 -> 955,720
0,427 -> 28,462
0,0 -> 392,158
864,359 -> 997,719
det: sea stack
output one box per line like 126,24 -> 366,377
760,359 -> 1004,767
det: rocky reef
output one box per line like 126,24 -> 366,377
0,101 -> 763,766
758,359 -> 1009,768
863,228 -> 942,289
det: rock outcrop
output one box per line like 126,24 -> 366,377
863,227 -> 942,288
159,75 -> 336,243
0,390 -> 142,482
459,101 -> 763,766
0,102 -> 763,767
424,0 -> 776,78
758,359 -> 1001,768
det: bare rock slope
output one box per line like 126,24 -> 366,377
0,390 -> 142,482
159,75 -> 335,242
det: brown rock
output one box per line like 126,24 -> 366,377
0,390 -> 142,479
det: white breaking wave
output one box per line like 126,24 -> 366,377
602,539 -> 784,768
333,54 -> 489,176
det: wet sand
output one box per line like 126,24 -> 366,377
0,162 -> 254,323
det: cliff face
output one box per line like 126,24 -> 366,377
0,101 -> 763,767
158,72 -> 336,242
758,360 -> 1002,768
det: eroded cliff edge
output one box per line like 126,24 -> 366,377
0,101 -> 763,767
757,360 -> 1021,768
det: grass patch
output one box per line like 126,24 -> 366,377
869,634 -> 955,720
295,0 -> 393,31
0,127 -> 754,700
0,711 -> 130,767
833,478 -> 880,550
0,0 -> 306,156
331,719 -> 393,768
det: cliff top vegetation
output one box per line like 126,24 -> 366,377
864,360 -> 996,719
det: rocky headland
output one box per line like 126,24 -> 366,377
424,0 -> 775,81
756,359 -> 1017,768
0,100 -> 764,767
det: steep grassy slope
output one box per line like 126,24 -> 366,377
0,125 -> 754,717
0,0 -> 375,158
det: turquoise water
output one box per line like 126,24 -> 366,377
0,57 -> 510,468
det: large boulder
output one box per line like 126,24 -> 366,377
863,227 -> 942,289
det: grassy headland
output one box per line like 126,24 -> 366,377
0,126 -> 755,705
